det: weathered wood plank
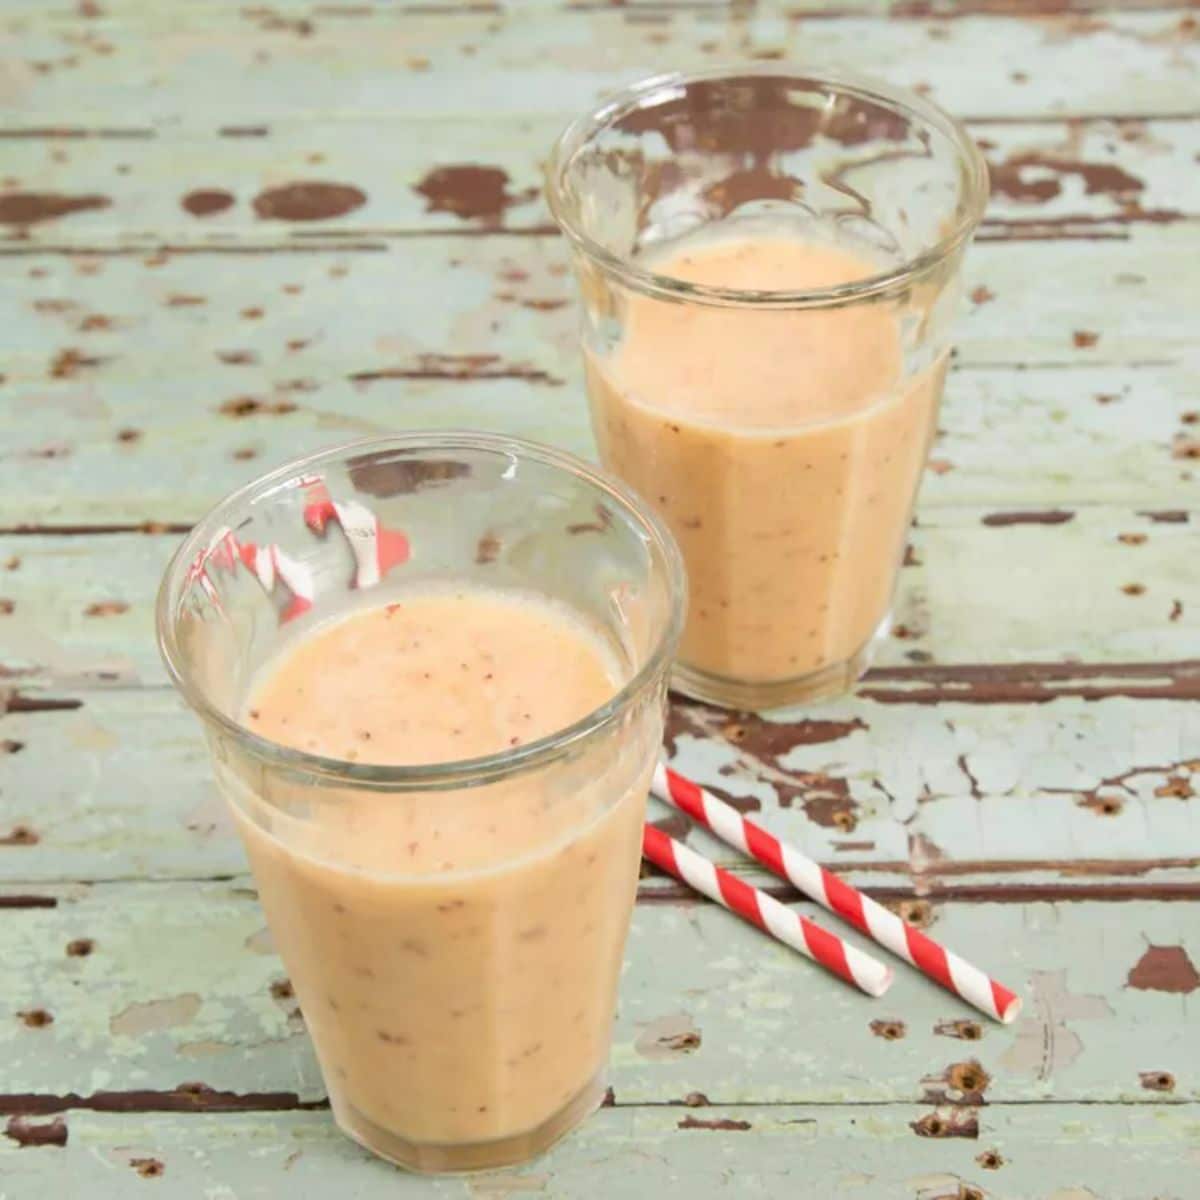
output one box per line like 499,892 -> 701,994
1,506 -> 1195,690
1,1105 -> 1197,1198
3,684 -> 1199,884
13,0 -> 1200,18
5,232 -> 1193,379
4,7 -> 1199,124
2,229 -> 1197,524
2,362 -> 1197,521
2,881 -> 1197,1106
2,115 -> 1196,241
16,0 -> 1200,18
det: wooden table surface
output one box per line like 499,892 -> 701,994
2,2 -> 1198,1196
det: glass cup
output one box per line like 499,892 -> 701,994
156,433 -> 684,1173
547,67 -> 988,709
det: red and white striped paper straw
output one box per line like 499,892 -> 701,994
652,764 -> 1021,1024
642,824 -> 893,998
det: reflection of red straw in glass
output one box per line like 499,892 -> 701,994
196,490 -> 410,624
330,497 -> 410,589
208,530 -> 241,573
303,483 -> 410,589
651,765 -> 1021,1024
236,540 -> 314,623
303,479 -> 336,533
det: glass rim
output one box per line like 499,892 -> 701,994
545,64 -> 990,310
156,431 -> 686,791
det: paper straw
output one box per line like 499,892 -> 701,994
652,764 -> 1021,1024
642,824 -> 894,998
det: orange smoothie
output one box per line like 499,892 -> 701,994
586,233 -> 945,691
221,588 -> 650,1160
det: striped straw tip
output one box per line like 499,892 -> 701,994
998,995 -> 1023,1024
865,964 -> 895,999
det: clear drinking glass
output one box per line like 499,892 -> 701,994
547,67 -> 988,709
156,433 -> 684,1173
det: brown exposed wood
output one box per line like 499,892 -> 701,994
4,1115 -> 68,1148
910,1109 -> 979,1139
926,1060 -> 992,1106
981,510 -> 1075,526
219,396 -> 297,417
0,243 -> 389,257
253,183 -> 366,222
49,347 -> 105,378
806,1 -> 1200,17
935,1020 -> 984,1041
989,152 -> 1144,205
1126,944 -> 1200,994
0,1084 -> 330,1117
677,1115 -> 753,1131
0,827 -> 40,847
1139,510 -> 1189,523
413,165 -> 535,223
0,523 -> 192,535
0,192 -> 110,226
1,694 -> 83,714
857,660 -> 1200,704
180,189 -> 235,218
83,601 -> 128,617
0,128 -> 153,139
348,355 -> 562,385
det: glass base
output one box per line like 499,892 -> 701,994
331,1072 -> 607,1175
670,615 -> 889,711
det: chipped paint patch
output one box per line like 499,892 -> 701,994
0,191 -> 109,226
981,510 -> 1075,526
177,1040 -> 230,1059
1,826 -> 40,846
253,182 -> 366,221
909,1108 -> 979,1138
677,1115 -> 752,1131
634,1013 -> 701,1060
4,1115 -> 67,1148
109,993 -> 202,1037
180,189 -> 234,217
934,1018 -> 983,1041
1127,944 -> 1200,993
468,1175 -> 550,1197
414,165 -> 535,223
922,1059 -> 991,1106
243,926 -> 275,955
989,152 -> 1144,205
1139,1069 -> 1175,1092
1000,970 -> 1113,1080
